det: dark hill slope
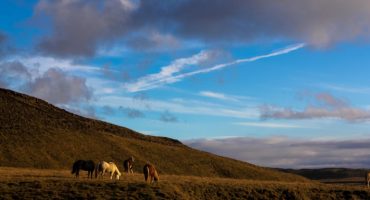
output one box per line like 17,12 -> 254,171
0,88 -> 307,182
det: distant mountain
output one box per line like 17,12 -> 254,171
0,88 -> 307,181
277,168 -> 369,180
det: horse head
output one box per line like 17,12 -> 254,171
116,172 -> 121,180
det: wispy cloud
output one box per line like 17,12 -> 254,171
119,106 -> 145,118
199,91 -> 238,102
123,50 -> 220,92
185,136 -> 370,168
234,122 -> 302,128
124,43 -> 305,92
320,83 -> 370,94
4,56 -> 104,78
261,92 -> 370,122
94,95 -> 259,119
159,110 -> 178,122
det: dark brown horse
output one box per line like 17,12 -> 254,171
123,156 -> 135,174
71,160 -> 95,179
143,163 -> 159,183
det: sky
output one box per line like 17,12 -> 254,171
2,0 -> 370,169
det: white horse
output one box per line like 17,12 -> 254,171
95,161 -> 121,180
366,172 -> 370,187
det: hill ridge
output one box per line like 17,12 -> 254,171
0,87 -> 182,146
0,87 -> 307,182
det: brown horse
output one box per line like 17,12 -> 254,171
143,163 -> 159,183
123,156 -> 135,174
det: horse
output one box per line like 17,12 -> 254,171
71,160 -> 95,179
366,172 -> 370,187
123,156 -> 135,174
143,163 -> 159,184
95,161 -> 121,180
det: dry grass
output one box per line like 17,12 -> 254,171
0,88 -> 305,182
1,167 -> 370,200
4,88 -> 370,199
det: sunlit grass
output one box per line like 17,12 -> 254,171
1,167 -> 370,200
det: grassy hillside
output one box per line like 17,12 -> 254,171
0,88 -> 306,181
2,167 -> 370,200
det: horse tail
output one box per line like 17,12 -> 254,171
95,162 -> 100,178
123,160 -> 128,172
143,165 -> 149,182
71,163 -> 77,174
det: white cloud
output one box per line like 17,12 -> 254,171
94,95 -> 259,119
123,50 -> 217,92
234,122 -> 302,128
165,43 -> 305,80
6,56 -> 102,77
124,43 -> 305,92
320,83 -> 370,94
199,91 -> 240,102
137,130 -> 158,135
118,0 -> 139,11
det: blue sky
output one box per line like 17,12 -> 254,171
2,0 -> 370,168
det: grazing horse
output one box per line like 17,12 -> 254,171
143,163 -> 159,184
366,172 -> 370,187
95,161 -> 121,180
71,160 -> 95,179
123,156 -> 135,174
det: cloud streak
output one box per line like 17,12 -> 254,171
199,91 -> 245,102
234,122 -> 302,129
95,95 -> 258,119
185,136 -> 370,168
124,43 -> 305,92
261,92 -> 370,122
124,50 -> 217,92
320,83 -> 370,94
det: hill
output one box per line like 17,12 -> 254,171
0,88 -> 306,182
278,168 -> 369,180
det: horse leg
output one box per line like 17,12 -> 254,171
102,169 -> 106,178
